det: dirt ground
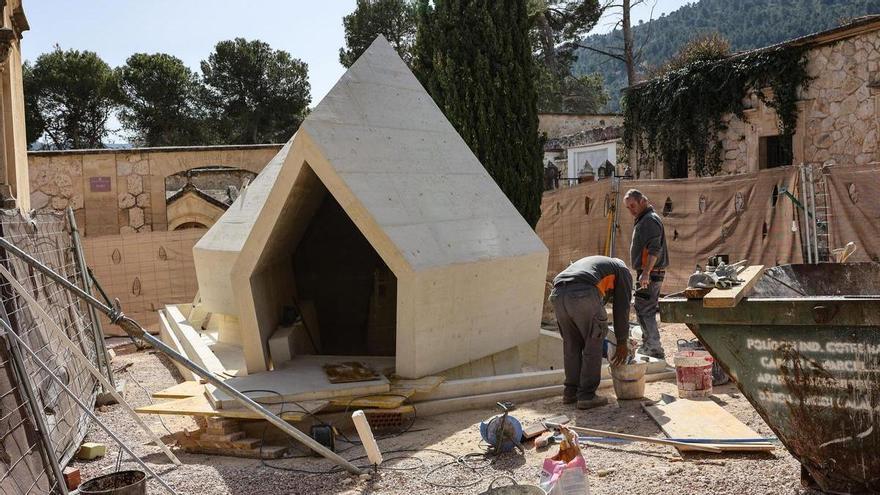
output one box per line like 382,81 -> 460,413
73,324 -> 823,495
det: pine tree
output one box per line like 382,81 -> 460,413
414,0 -> 544,227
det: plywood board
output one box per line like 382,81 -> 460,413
642,398 -> 774,452
136,394 -> 328,421
702,265 -> 765,308
207,355 -> 393,409
326,390 -> 413,411
153,381 -> 205,399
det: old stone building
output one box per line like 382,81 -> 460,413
0,0 -> 28,209
641,16 -> 880,178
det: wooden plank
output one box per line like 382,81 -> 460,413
642,398 -> 774,453
136,394 -> 328,421
153,381 -> 205,399
326,390 -> 414,410
207,355 -> 392,409
702,265 -> 765,308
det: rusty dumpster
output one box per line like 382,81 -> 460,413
660,263 -> 880,494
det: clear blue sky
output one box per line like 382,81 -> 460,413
23,0 -> 691,106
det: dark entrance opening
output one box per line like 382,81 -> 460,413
293,189 -> 397,356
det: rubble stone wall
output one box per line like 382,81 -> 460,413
713,30 -> 880,176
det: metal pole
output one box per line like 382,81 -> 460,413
0,305 -> 69,494
66,208 -> 114,387
0,236 -> 364,475
799,165 -> 812,264
808,165 -> 819,262
610,176 -> 620,256
0,320 -> 178,495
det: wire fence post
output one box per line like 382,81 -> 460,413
0,303 -> 69,495
66,207 -> 115,388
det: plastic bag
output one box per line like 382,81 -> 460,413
538,427 -> 590,495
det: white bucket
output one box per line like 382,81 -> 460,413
610,361 -> 647,399
674,350 -> 714,398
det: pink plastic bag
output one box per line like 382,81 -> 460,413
538,427 -> 590,494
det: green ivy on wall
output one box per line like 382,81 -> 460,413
623,45 -> 811,176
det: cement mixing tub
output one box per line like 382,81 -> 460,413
660,263 -> 880,494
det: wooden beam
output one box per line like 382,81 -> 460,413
703,265 -> 765,308
136,394 -> 327,421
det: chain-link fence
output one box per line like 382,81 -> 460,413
0,209 -> 108,494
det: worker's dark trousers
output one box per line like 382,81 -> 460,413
634,278 -> 663,353
550,284 -> 608,401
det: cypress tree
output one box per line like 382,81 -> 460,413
414,0 -> 544,227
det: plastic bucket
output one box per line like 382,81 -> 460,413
674,350 -> 714,398
609,361 -> 647,399
80,470 -> 147,495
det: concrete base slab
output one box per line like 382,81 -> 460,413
207,355 -> 393,409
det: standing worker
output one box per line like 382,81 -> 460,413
550,256 -> 633,409
624,189 -> 669,359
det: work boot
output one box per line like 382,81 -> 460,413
638,345 -> 666,360
576,396 -> 608,410
562,394 -> 577,404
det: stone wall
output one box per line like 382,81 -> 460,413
28,144 -> 281,236
538,113 -> 623,138
708,29 -> 880,176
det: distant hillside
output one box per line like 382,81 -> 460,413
574,0 -> 880,111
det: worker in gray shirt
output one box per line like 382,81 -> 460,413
624,189 -> 669,359
550,256 -> 632,409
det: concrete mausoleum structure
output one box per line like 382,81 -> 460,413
193,37 -> 549,378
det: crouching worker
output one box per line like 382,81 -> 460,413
549,256 -> 633,409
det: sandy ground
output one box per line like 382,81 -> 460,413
72,324 -> 823,495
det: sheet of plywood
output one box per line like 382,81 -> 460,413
702,265 -> 765,308
153,381 -> 205,399
207,355 -> 393,409
642,399 -> 774,452
136,394 -> 328,421
327,391 -> 413,410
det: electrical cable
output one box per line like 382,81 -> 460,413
242,388 -> 502,488
126,369 -> 176,437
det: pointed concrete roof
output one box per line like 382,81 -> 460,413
299,36 -> 545,270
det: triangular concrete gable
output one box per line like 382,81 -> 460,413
194,37 -> 548,377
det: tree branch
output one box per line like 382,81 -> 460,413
570,42 -> 627,62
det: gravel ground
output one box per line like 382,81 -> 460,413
72,326 -> 824,495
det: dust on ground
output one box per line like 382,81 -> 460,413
74,326 -> 821,495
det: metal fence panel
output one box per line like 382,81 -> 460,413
0,210 -> 105,493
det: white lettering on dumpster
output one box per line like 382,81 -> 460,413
741,337 -> 879,410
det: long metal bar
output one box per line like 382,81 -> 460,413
66,208 -> 114,388
545,422 -> 723,453
800,165 -> 812,264
0,236 -> 364,475
808,165 -> 819,262
0,264 -> 181,465
0,305 -> 68,494
0,319 -> 178,495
